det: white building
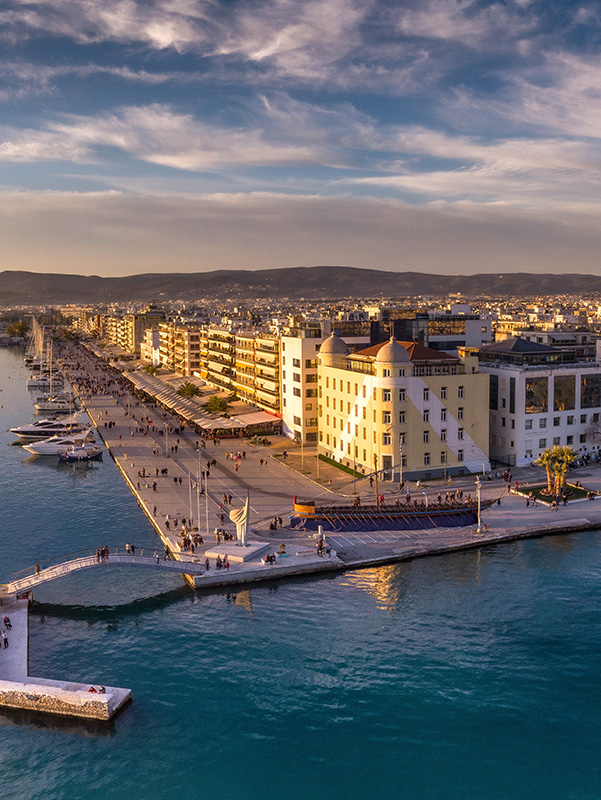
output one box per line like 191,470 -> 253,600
478,338 -> 601,467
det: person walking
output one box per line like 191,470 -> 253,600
1,630 -> 8,648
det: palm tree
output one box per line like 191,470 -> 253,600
177,381 -> 202,399
535,448 -> 556,493
553,446 -> 578,493
203,395 -> 232,415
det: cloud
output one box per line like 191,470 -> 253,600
2,188 -> 601,275
397,0 -> 534,48
0,103 -> 319,169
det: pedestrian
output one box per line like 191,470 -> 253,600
0,630 -> 7,648
228,494 -> 232,505
2,615 -> 11,630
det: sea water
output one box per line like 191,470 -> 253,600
1,346 -> 600,800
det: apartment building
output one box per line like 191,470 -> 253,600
318,334 -> 490,481
234,332 -> 281,414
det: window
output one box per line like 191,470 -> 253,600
362,385 -> 366,398
567,435 -> 574,445
458,407 -> 464,420
399,389 -> 406,402
399,411 -> 406,424
399,433 -> 406,445
525,450 -> 532,459
525,419 -> 533,429
423,410 -> 430,422
305,403 -> 312,411
458,386 -> 464,398
440,429 -> 447,441
383,368 -> 391,377
383,433 -> 392,445
457,450 -> 464,462
441,409 -> 447,421
539,438 -> 547,448
502,398 -> 506,408
306,388 -> 318,397
383,389 -> 391,402
553,436 -> 560,446
441,387 -> 447,400
305,359 -> 316,369
307,418 -> 318,427
423,431 -> 429,443
581,414 -> 587,424
423,388 -> 430,401
383,411 -> 391,424
293,373 -> 301,382
594,413 -> 600,423
511,419 -> 515,429
293,387 -> 301,397
539,418 -> 547,428
424,453 -> 431,465
306,374 -> 317,383
553,416 -> 560,426
580,433 -> 587,443
292,358 -> 301,368
501,417 -> 506,427
458,428 -> 464,440
441,451 -> 446,463
293,415 -> 301,426
567,415 -> 574,425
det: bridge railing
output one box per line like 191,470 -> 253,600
9,546 -> 206,585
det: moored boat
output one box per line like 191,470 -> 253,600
290,496 -> 494,532
57,444 -> 103,462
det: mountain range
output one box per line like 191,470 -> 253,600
0,267 -> 598,305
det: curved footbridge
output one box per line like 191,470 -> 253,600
0,544 -> 340,723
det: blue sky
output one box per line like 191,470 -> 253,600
1,0 -> 601,276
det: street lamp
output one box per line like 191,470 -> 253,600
475,475 -> 482,534
399,436 -> 404,490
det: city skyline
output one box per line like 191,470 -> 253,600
1,0 -> 601,275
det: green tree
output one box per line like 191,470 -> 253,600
6,320 -> 29,337
203,395 -> 232,415
552,445 -> 578,493
144,364 -> 157,375
534,448 -> 556,493
177,381 -> 202,398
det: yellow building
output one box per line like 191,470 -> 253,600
318,334 -> 490,481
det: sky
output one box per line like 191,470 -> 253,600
1,0 -> 601,276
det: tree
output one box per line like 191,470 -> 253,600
177,381 -> 202,399
203,395 -> 232,415
143,364 -> 157,375
6,320 -> 29,337
552,445 -> 578,493
535,448 -> 556,493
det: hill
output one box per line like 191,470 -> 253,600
0,267 -> 599,305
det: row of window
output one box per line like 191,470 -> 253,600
524,412 -> 598,429
320,438 -> 465,465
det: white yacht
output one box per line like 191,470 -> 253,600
57,443 -> 103,462
26,375 -> 64,391
9,415 -> 85,440
22,431 -> 95,455
34,395 -> 79,413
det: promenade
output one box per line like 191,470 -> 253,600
48,342 -> 601,591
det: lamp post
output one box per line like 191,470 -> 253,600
422,490 -> 428,508
165,423 -> 169,457
475,475 -> 482,534
399,437 -> 404,490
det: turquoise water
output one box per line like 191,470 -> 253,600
1,346 -> 600,800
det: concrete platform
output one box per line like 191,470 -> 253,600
0,597 -> 130,721
205,541 -> 270,562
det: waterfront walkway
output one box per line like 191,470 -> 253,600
47,342 -> 601,591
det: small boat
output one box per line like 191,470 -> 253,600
26,375 -> 64,390
23,431 -> 95,455
290,495 -> 494,532
57,444 -> 103,462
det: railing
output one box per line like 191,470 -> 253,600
4,546 -> 210,593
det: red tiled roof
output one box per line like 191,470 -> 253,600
352,340 -> 457,362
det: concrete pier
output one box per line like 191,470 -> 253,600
0,596 -> 130,721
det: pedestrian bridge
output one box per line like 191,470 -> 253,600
0,547 -> 209,596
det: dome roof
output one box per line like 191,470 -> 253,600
375,337 -> 410,363
320,333 -> 349,356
